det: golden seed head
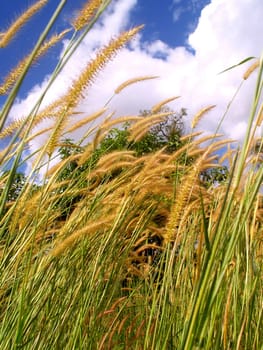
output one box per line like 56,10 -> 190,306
64,25 -> 144,110
0,0 -> 48,48
191,105 -> 216,129
128,111 -> 171,142
36,29 -> 71,58
151,96 -> 180,113
52,216 -> 115,256
0,29 -> 70,95
114,76 -> 158,94
72,0 -> 104,31
243,59 -> 260,80
64,108 -> 106,134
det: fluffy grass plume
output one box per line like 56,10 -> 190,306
0,0 -> 48,48
151,96 -> 181,113
0,29 -> 70,95
63,25 -> 144,112
114,75 -> 159,94
191,104 -> 216,129
72,0 -> 104,31
0,1 -> 262,350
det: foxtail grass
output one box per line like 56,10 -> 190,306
0,2 -> 262,349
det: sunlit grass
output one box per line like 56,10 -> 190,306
0,1 -> 262,349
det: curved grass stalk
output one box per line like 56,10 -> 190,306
0,0 -> 67,132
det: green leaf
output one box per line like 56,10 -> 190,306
218,56 -> 256,75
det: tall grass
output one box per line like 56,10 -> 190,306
0,1 -> 262,349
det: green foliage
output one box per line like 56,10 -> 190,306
56,108 -> 185,183
60,107 -> 186,165
200,165 -> 229,187
0,171 -> 26,202
57,107 -> 228,190
54,108 -> 189,220
139,107 -> 186,154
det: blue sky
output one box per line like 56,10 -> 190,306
128,0 -> 211,47
0,0 -> 210,96
0,0 -> 262,171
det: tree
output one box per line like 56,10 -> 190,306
199,166 -> 229,188
57,106 -> 229,188
0,171 -> 26,203
57,107 -> 187,180
133,107 -> 186,155
52,105 -> 230,223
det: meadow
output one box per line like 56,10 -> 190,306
0,1 -> 262,349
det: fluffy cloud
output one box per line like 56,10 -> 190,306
171,0 -> 211,23
8,0 -> 263,169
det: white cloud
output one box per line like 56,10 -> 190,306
143,39 -> 172,57
188,0 -> 262,63
7,0 -> 263,175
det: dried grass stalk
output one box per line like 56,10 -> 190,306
64,108 -> 106,134
243,59 -> 260,80
255,103 -> 263,126
52,215 -> 115,256
180,131 -> 202,142
97,150 -> 136,168
128,112 -> 171,142
72,0 -> 104,31
46,111 -> 71,157
25,126 -> 53,144
151,96 -> 180,113
194,133 -> 224,147
191,105 -> 216,129
0,29 -> 70,94
46,154 -> 80,177
100,115 -> 142,131
114,76 -> 158,94
164,155 -> 205,243
63,25 -> 144,110
0,0 -> 48,48
0,100 -> 61,139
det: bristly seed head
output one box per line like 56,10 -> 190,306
0,29 -> 71,95
72,0 -> 104,31
0,0 -> 48,48
243,59 -> 260,80
191,105 -> 216,129
63,25 -> 144,111
114,76 -> 158,94
151,96 -> 180,114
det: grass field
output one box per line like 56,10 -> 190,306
0,1 -> 262,349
